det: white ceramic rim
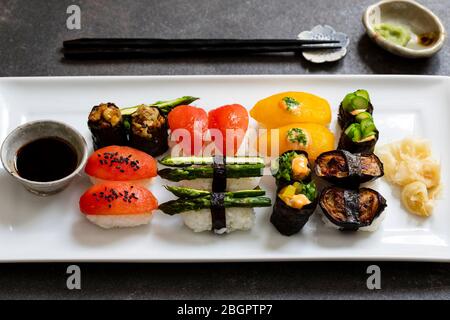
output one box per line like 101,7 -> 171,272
362,0 -> 447,58
0,119 -> 89,185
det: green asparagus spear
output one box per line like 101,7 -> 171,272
152,96 -> 199,114
121,96 -> 199,115
159,156 -> 265,167
159,196 -> 272,215
158,164 -> 263,182
164,186 -> 266,199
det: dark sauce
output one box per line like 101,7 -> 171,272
16,137 -> 78,182
418,32 -> 437,46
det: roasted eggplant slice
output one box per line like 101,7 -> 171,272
338,90 -> 374,129
319,186 -> 387,231
271,150 -> 312,187
270,181 -> 318,236
314,150 -> 384,186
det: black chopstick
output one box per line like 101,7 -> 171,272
63,44 -> 343,59
63,38 -> 340,49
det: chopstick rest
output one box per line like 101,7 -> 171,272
298,25 -> 349,63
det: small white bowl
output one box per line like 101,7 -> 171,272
0,120 -> 88,196
363,0 -> 446,58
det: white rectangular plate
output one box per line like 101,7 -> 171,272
0,75 -> 449,262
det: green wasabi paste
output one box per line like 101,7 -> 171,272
374,23 -> 411,47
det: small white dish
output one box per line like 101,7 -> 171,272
363,0 -> 446,58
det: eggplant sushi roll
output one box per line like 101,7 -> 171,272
338,89 -> 373,129
338,112 -> 379,153
271,181 -> 318,236
129,105 -> 169,157
88,103 -> 128,150
158,156 -> 265,192
315,150 -> 384,186
319,186 -> 387,231
159,186 -> 271,234
271,150 -> 312,187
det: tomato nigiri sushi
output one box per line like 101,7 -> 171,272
168,105 -> 208,156
208,104 -> 249,156
79,182 -> 158,229
85,146 -> 157,187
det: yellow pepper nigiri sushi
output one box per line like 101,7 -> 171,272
257,123 -> 335,160
250,92 -> 331,128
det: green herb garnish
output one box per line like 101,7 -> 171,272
282,97 -> 301,112
272,150 -> 308,182
287,128 -> 308,146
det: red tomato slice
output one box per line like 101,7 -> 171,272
168,105 -> 208,156
208,104 -> 249,156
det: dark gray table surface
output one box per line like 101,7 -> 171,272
0,0 -> 449,300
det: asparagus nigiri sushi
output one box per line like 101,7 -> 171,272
79,182 -> 158,229
84,146 -> 158,187
158,156 -> 265,192
159,186 -> 271,234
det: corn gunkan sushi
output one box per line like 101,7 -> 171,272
79,182 -> 158,229
159,186 -> 271,234
85,146 -> 157,187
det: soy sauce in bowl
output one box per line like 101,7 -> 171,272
16,137 -> 78,182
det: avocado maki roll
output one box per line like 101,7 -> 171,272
319,186 -> 387,231
338,112 -> 379,153
271,150 -> 312,187
271,181 -> 318,236
314,150 -> 384,187
129,105 -> 169,157
88,103 -> 128,150
338,90 -> 373,129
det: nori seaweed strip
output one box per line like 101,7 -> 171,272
211,156 -> 227,233
341,150 -> 361,177
343,189 -> 360,231
211,192 -> 227,233
212,155 -> 227,192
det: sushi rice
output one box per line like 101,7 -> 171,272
86,213 -> 153,229
179,177 -> 261,192
319,208 -> 387,232
181,208 -> 255,234
88,176 -> 156,188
